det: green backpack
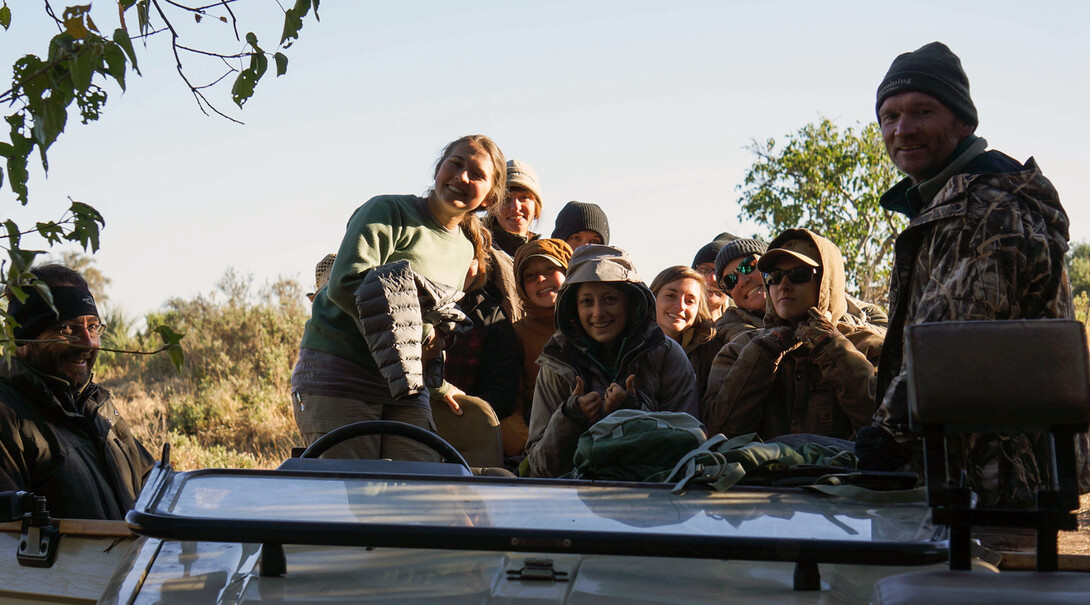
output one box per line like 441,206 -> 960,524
570,410 -> 707,481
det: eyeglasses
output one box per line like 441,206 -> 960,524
55,322 -> 107,338
720,256 -> 759,291
694,265 -> 715,277
763,266 -> 819,287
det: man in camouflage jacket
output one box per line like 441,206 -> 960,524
855,41 -> 1085,507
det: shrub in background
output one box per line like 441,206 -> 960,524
99,269 -> 307,469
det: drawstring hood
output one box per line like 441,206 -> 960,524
758,229 -> 848,327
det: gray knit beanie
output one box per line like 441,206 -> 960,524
876,41 -> 977,129
551,201 -> 610,244
690,232 -> 739,268
714,238 -> 767,288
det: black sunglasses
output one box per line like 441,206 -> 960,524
763,266 -> 819,287
720,255 -> 759,291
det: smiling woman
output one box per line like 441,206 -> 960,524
650,266 -> 720,399
485,159 -> 545,258
522,245 -> 700,478
501,239 -> 574,459
290,135 -> 507,463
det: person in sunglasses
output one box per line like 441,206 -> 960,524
714,239 -> 887,345
1,264 -> 155,519
712,239 -> 770,345
702,229 -> 884,441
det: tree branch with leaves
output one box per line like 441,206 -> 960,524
737,118 -> 905,305
0,0 -> 319,368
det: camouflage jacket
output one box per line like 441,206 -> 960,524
857,135 -> 1083,507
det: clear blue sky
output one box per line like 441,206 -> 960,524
4,1 -> 1088,318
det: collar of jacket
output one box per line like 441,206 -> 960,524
0,356 -> 97,418
681,320 -> 716,354
522,304 -> 555,326
543,320 -> 664,384
880,134 -> 987,219
717,306 -> 764,329
485,216 -> 538,258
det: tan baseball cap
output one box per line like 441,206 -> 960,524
757,236 -> 820,271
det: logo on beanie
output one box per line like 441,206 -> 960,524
83,295 -> 95,305
878,77 -> 913,95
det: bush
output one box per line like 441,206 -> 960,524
99,269 -> 307,469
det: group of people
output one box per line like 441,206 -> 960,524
287,41 -> 1084,504
0,41 -> 1082,522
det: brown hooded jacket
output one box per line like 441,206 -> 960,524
702,229 -> 884,440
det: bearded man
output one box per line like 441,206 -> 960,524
1,264 -> 154,519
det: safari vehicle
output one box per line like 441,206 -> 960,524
2,320 -> 1088,603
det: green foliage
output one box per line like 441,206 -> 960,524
1067,240 -> 1090,298
1,1 -> 318,364
737,118 -> 906,304
281,0 -> 319,48
1067,241 -> 1090,326
2,201 -> 106,351
149,324 -> 185,373
1074,292 -> 1090,327
101,271 -> 308,468
231,33 -> 267,108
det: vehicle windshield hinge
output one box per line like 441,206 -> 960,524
17,495 -> 60,568
506,557 -> 570,582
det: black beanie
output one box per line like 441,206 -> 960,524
690,232 -> 739,268
8,285 -> 99,340
551,201 -> 610,244
714,238 -> 768,287
876,41 -> 977,129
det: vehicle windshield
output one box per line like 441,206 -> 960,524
137,469 -> 939,550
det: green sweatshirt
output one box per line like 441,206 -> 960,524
300,194 -> 474,370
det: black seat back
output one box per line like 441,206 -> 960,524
904,319 -> 1089,571
906,319 -> 1090,429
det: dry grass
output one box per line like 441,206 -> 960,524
1060,493 -> 1090,555
104,378 -> 297,470
98,272 -> 306,470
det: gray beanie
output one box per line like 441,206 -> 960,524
876,41 -> 977,128
551,201 -> 610,244
690,232 -> 739,268
714,238 -> 767,289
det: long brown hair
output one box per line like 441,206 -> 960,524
430,135 -> 506,276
